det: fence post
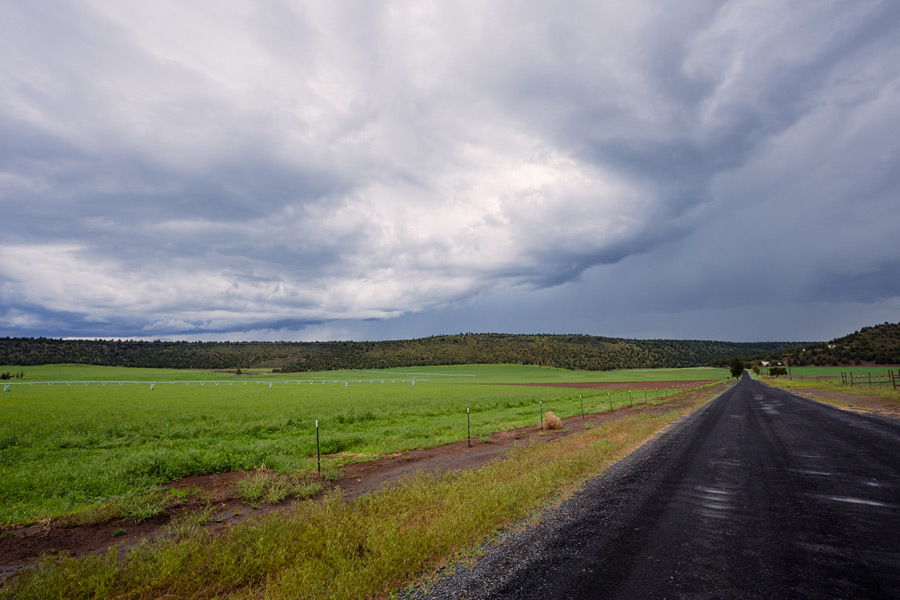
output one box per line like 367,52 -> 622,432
316,420 -> 321,475
580,395 -> 584,420
467,408 -> 471,447
540,400 -> 543,429
608,392 -> 612,411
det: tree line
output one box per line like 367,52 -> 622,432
0,334 -> 799,372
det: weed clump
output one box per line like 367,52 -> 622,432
542,412 -> 563,430
236,468 -> 323,504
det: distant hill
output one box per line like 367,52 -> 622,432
766,322 -> 900,366
0,334 -> 799,372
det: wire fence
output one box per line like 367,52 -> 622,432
770,371 -> 899,389
840,371 -> 899,389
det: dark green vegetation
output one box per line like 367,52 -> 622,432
729,357 -> 744,379
0,334 -> 798,371
758,321 -> 900,366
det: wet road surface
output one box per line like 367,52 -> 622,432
411,374 -> 900,599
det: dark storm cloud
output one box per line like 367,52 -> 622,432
1,1 -> 899,341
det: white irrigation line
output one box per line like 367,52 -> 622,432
354,369 -> 476,378
1,378 -> 426,392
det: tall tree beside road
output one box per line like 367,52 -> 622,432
730,357 -> 744,379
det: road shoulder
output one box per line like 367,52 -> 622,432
401,385 -> 730,599
760,378 -> 900,419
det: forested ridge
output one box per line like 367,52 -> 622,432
762,322 -> 900,366
0,334 -> 799,371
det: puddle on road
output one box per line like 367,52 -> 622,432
688,484 -> 738,520
863,481 -> 887,488
817,494 -> 895,508
788,468 -> 832,476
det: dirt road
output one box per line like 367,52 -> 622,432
410,374 -> 900,598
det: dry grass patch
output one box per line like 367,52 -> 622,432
541,411 -> 563,430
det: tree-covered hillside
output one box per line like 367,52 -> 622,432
0,334 -> 799,371
761,322 -> 900,366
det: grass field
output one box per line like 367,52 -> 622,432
0,364 -> 726,526
1,363 -> 728,383
765,365 -> 898,377
762,367 -> 899,402
3,397 -> 715,600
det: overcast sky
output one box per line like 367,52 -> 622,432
2,1 -> 899,343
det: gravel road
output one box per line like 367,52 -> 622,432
405,374 -> 900,599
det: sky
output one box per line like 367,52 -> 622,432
1,1 -> 899,344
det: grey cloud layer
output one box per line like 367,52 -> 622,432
1,1 -> 898,339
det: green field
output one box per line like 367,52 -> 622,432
1,363 -> 728,383
767,365 -> 898,377
0,364 -> 726,526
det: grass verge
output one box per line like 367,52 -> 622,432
2,390 -> 715,600
762,377 -> 899,411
